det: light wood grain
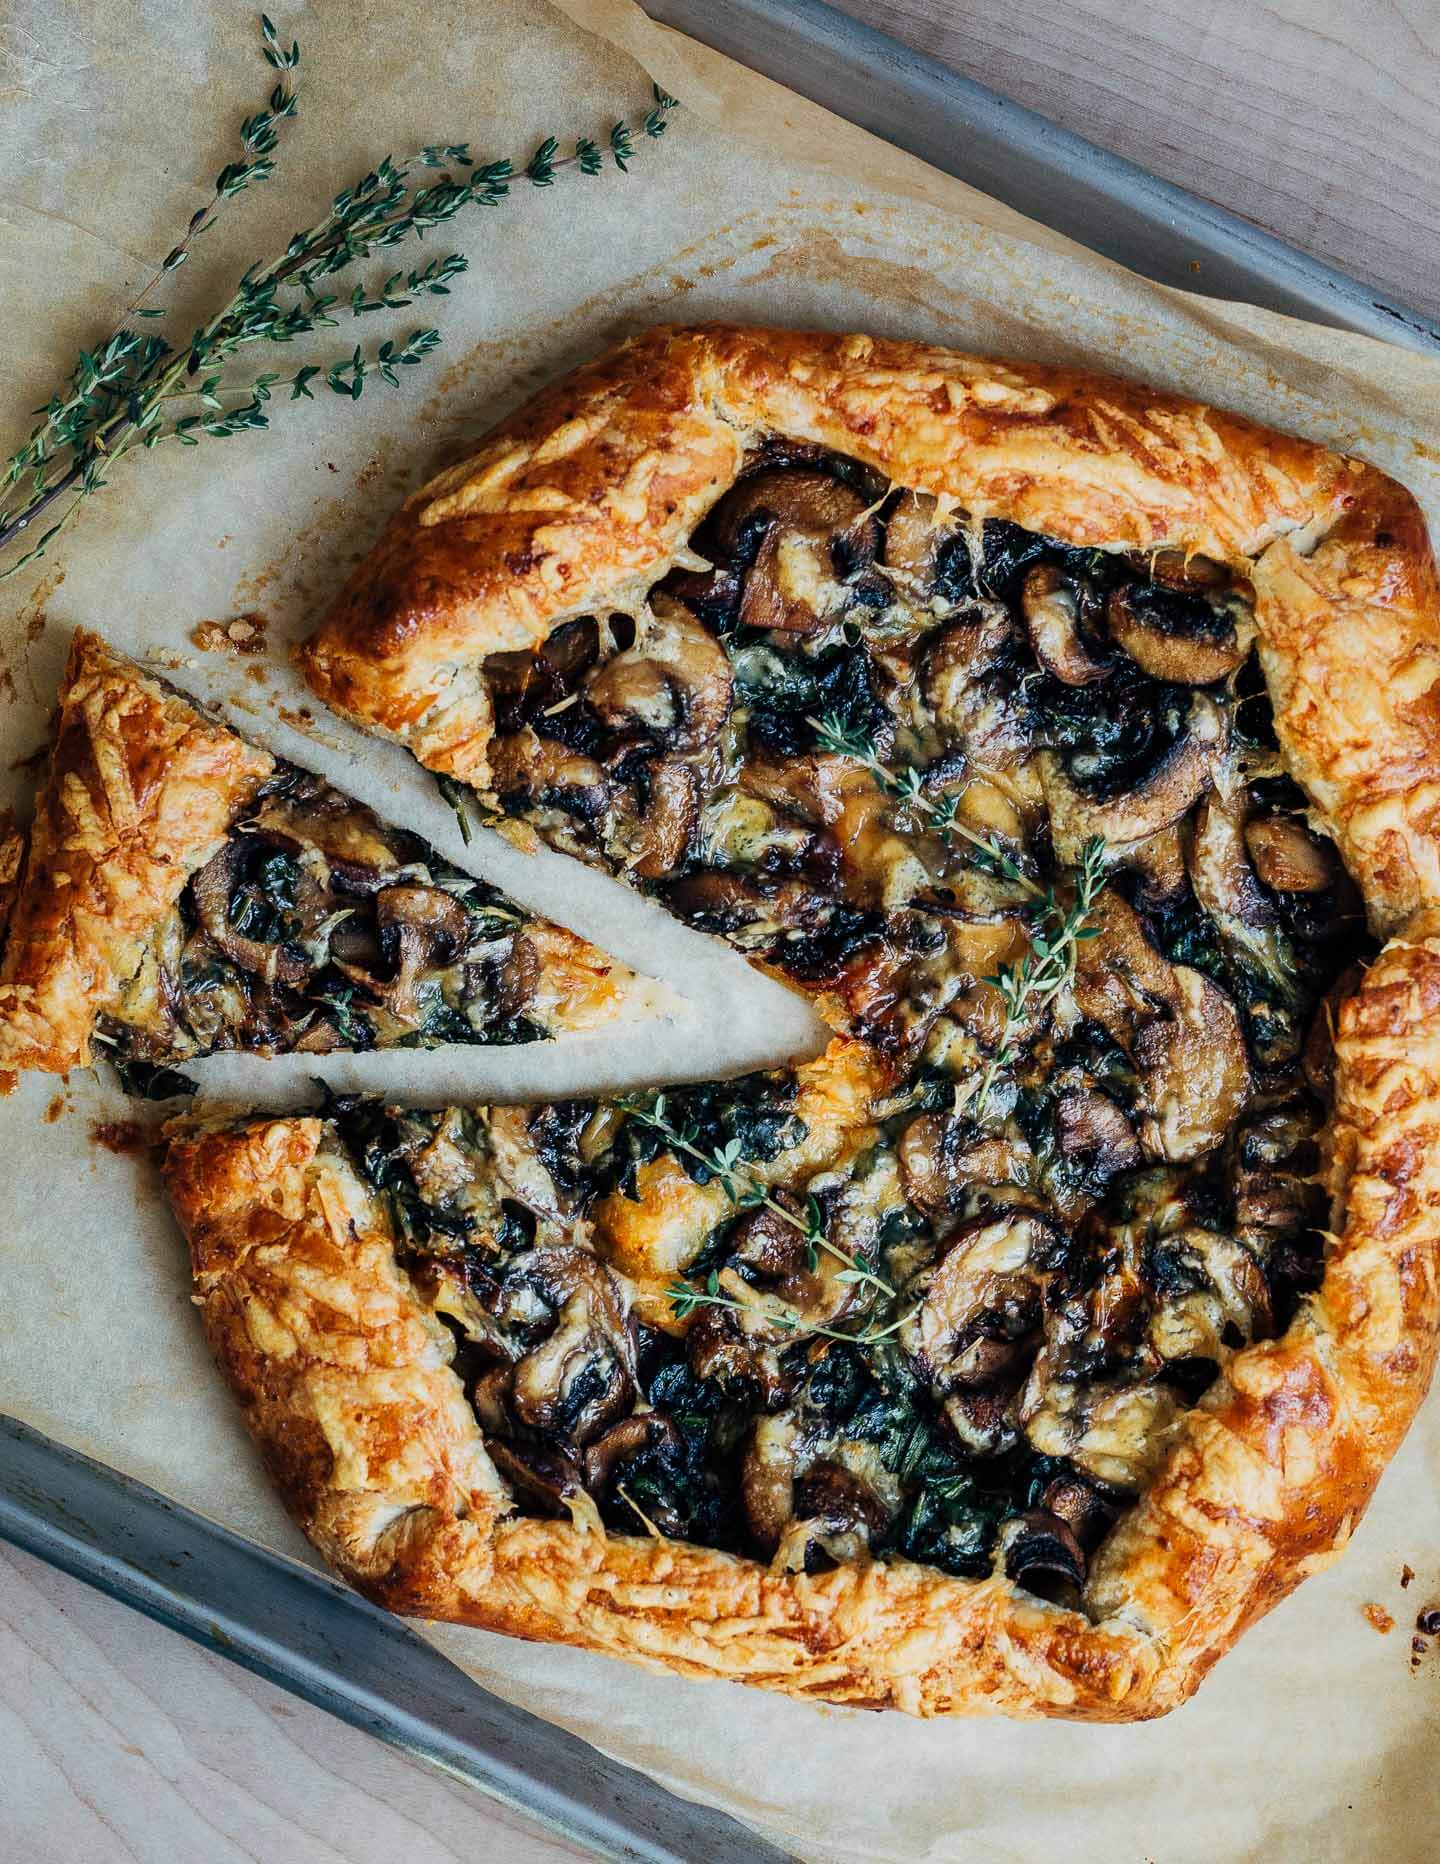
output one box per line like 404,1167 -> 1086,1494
0,1543 -> 587,1864
835,0 -> 1440,320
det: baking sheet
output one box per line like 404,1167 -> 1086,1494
3,1 -> 1440,1859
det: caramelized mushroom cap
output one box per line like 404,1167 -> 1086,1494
1244,815 -> 1337,892
584,596 -> 733,751
883,489 -> 961,589
1105,583 -> 1245,685
1136,964 -> 1253,1163
1001,1508 -> 1088,1603
611,759 -> 699,880
488,728 -> 609,819
1021,563 -> 1110,686
1043,692 -> 1226,859
711,470 -> 879,635
899,1212 -> 1056,1395
190,841 -> 311,985
897,1114 -> 1029,1215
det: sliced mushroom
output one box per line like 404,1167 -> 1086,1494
1187,792 -> 1301,1001
897,1115 -> 1030,1215
921,601 -> 1032,769
1142,548 -> 1232,595
900,1212 -> 1056,1403
1051,1083 -> 1142,1201
488,728 -> 609,819
1120,824 -> 1188,909
723,1198 -> 858,1333
1021,563 -> 1111,686
584,596 -> 733,751
709,470 -> 879,635
1147,1227 -> 1274,1362
741,1411 -> 800,1554
777,1463 -> 892,1570
1043,691 -> 1226,859
1040,1473 -> 1118,1553
583,1412 -> 686,1499
488,1438 -> 600,1532
190,841 -> 311,985
607,759 -> 699,881
1244,815 -> 1337,893
334,884 -> 471,1025
883,489 -> 964,592
1105,583 -> 1245,684
1230,1101 -> 1324,1243
1001,1508 -> 1087,1603
1071,892 -> 1181,1045
1135,965 -> 1252,1163
508,1249 -> 636,1447
1022,1375 -> 1184,1492
686,1302 -> 795,1408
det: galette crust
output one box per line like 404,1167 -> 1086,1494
301,324 -> 1440,936
0,631 -> 664,1081
161,925 -> 1440,1718
223,325 -> 1440,1716
0,631 -> 273,1077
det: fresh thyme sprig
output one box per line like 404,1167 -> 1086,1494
666,1269 -> 913,1348
808,711 -> 1041,897
615,1091 -> 897,1303
970,834 -> 1108,1118
0,16 -> 680,580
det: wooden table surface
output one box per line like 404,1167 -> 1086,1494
6,6 -> 1435,1862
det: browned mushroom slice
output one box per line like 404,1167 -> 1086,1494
899,1212 -> 1056,1438
883,489 -> 962,590
1244,814 -> 1337,893
686,1303 -> 795,1407
1021,563 -> 1111,685
1043,692 -> 1226,859
1049,1084 -> 1142,1213
897,1114 -> 1030,1215
1000,1508 -> 1087,1602
740,1410 -> 800,1553
583,596 -> 733,751
921,601 -> 1031,769
1135,965 -> 1252,1163
779,1463 -> 893,1570
1039,1472 -> 1118,1553
488,1438 -> 602,1532
333,883 -> 471,1026
1230,1101 -> 1324,1242
1071,891 -> 1180,1044
724,1199 -> 858,1332
508,1249 -> 637,1447
1119,825 -> 1188,909
1140,548 -> 1232,595
1105,583 -> 1245,684
610,759 -> 699,880
1187,792 -> 1301,1000
190,842 -> 311,985
488,728 -> 609,820
711,470 -> 879,635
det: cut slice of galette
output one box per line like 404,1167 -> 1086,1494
0,630 -> 670,1094
164,326 -> 1440,1718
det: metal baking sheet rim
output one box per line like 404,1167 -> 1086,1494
644,0 -> 1440,354
4,4 -> 1437,1861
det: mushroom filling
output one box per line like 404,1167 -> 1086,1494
97,761 -> 548,1089
329,442 -> 1372,1598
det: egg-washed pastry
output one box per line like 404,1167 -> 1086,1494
160,327 -> 1440,1717
0,630 -> 669,1093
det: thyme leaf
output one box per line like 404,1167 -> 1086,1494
0,17 -> 680,580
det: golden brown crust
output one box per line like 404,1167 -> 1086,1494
0,631 -> 273,1077
300,327 -> 1440,928
160,932 -> 1440,1720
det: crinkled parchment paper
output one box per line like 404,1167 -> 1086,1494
3,2 -> 1440,1857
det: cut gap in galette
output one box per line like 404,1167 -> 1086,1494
0,631 -> 672,1096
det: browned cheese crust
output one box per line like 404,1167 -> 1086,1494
301,324 -> 1440,937
162,932 -> 1440,1717
181,325 -> 1439,1717
0,631 -> 273,1077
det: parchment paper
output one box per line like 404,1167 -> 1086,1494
3,2 -> 1440,1858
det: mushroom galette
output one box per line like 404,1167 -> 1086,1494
0,631 -> 666,1091
162,328 -> 1440,1718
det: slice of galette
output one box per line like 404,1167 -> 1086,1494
0,630 -> 669,1094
